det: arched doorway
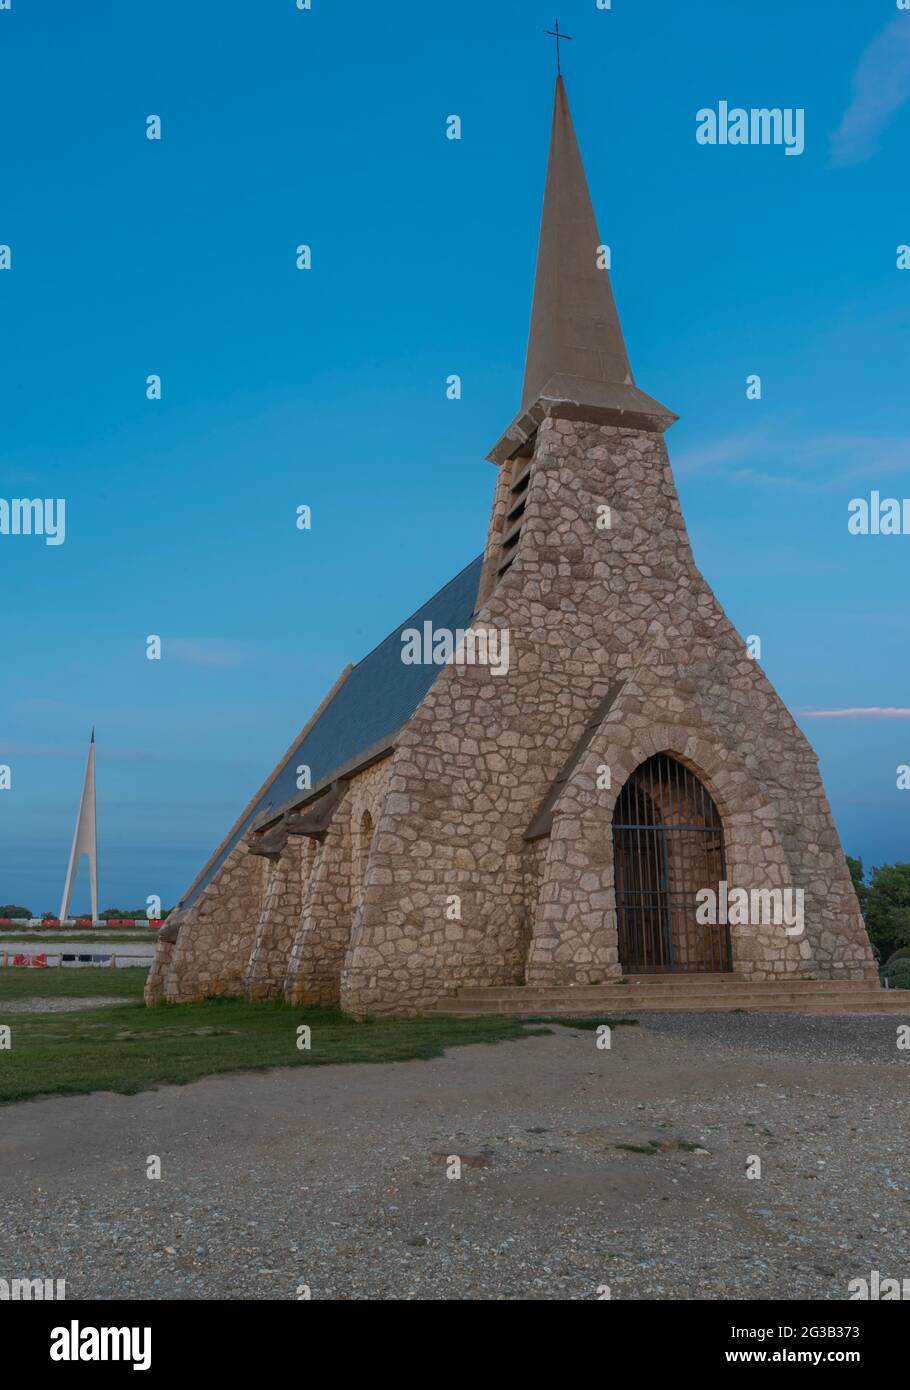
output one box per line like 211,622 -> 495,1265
612,753 -> 730,973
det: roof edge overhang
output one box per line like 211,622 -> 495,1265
487,374 -> 678,466
248,735 -> 398,837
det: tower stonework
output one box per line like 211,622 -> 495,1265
340,412 -> 875,1015
146,76 -> 879,1015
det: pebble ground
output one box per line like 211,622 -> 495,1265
1,1013 -> 907,1300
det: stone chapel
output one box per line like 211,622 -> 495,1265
146,77 -> 882,1017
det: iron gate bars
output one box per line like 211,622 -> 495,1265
612,753 -> 730,974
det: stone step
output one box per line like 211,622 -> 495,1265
435,987 -> 898,1004
429,981 -> 909,1016
451,978 -> 877,999
436,989 -> 894,1011
621,975 -> 873,990
433,1006 -> 910,1017
434,1006 -> 900,1015
452,989 -> 889,1011
439,995 -> 900,1006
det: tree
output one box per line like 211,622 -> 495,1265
846,856 -> 867,915
0,904 -> 33,919
863,863 -> 910,962
890,909 -> 910,949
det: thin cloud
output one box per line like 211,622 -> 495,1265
797,707 -> 910,719
728,468 -> 817,490
830,16 -> 910,166
674,429 -> 770,478
677,426 -> 910,491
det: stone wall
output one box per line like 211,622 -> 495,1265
149,413 -> 875,1015
144,939 -> 172,1006
529,721 -> 813,985
521,838 -> 548,947
285,758 -> 391,1007
341,415 -> 875,1016
146,838 -> 268,1004
244,838 -> 310,1001
147,756 -> 392,1008
476,454 -> 514,608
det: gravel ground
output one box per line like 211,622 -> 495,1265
631,1010 -> 910,1065
1,1014 -> 908,1301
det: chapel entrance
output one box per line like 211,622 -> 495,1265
612,753 -> 730,974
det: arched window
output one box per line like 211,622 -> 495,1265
354,809 -> 374,897
612,753 -> 729,974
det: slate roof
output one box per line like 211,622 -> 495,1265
181,553 -> 483,909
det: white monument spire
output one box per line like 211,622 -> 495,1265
59,729 -> 99,923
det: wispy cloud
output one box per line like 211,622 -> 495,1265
830,17 -> 910,166
170,638 -> 253,669
797,707 -> 910,719
676,425 -> 910,490
674,428 -> 771,478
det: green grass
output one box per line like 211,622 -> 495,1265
0,968 -> 550,1105
0,965 -> 151,1001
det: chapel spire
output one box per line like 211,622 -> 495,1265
488,76 -> 675,465
521,74 -> 634,412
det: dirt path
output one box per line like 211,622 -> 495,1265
1,1015 -> 907,1300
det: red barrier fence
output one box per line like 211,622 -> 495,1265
2,952 -> 155,968
0,918 -> 163,928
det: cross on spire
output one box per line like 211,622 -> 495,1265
544,18 -> 573,77
486,61 -> 677,465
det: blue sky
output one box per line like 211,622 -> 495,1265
1,0 -> 908,911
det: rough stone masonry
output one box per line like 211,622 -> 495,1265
146,76 -> 876,1016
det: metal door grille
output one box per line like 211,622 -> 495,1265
612,753 -> 730,974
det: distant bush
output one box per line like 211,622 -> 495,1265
0,904 -> 33,919
881,959 -> 910,991
860,863 -> 910,961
